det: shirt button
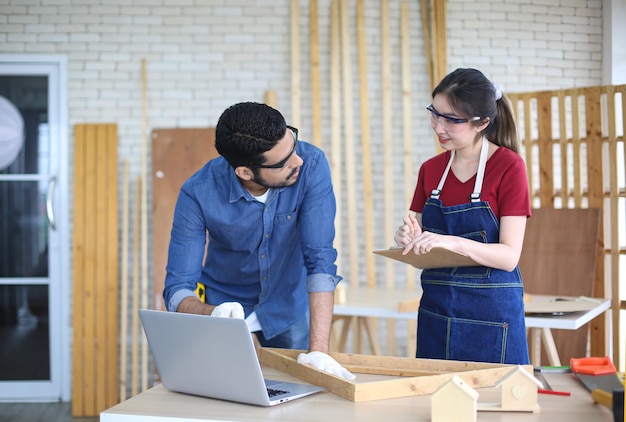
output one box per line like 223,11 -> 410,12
261,254 -> 266,259
265,233 -> 269,238
287,215 -> 292,220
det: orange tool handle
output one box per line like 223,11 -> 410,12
570,356 -> 617,375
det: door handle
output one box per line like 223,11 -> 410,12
46,176 -> 56,231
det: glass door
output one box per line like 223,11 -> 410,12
0,56 -> 69,401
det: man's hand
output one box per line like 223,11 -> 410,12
211,302 -> 245,318
297,351 -> 356,381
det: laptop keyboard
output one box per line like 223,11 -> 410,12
267,388 -> 289,397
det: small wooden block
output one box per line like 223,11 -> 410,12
432,375 -> 478,422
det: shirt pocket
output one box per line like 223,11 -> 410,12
271,212 -> 299,242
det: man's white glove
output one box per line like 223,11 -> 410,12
211,302 -> 244,319
297,351 -> 356,381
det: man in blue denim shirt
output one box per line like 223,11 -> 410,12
163,102 -> 354,380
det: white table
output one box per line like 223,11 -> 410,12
332,286 -> 611,366
100,365 -> 615,422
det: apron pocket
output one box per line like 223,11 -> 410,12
448,317 -> 508,364
417,309 -> 508,364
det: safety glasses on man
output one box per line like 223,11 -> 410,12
247,126 -> 299,173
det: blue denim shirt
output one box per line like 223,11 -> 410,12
163,140 -> 342,339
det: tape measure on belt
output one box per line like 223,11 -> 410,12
194,282 -> 206,303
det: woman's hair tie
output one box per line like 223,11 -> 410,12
492,81 -> 503,101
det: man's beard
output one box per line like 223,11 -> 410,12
251,167 -> 300,188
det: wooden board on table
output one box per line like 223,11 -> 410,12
374,247 -> 479,269
258,348 -> 531,403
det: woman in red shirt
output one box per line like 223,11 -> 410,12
394,68 -> 531,364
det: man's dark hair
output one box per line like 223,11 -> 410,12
215,102 -> 287,168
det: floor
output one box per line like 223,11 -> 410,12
0,402 -> 100,422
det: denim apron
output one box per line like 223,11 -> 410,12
416,138 -> 529,364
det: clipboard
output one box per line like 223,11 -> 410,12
373,247 -> 479,269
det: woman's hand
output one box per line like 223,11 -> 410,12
394,214 -> 421,247
402,231 -> 452,255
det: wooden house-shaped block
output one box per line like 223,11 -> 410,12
498,365 -> 542,411
479,365 -> 542,412
431,375 -> 479,422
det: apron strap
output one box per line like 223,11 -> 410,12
431,138 -> 489,202
471,138 -> 489,202
431,151 -> 454,199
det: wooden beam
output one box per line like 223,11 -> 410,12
340,0 -> 359,287
356,0 -> 375,288
585,87 -> 606,358
380,0 -> 395,288
309,0 -> 322,147
291,0 -> 301,126
329,0 -> 342,272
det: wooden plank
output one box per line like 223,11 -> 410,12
571,90 -> 582,207
380,0 -> 395,288
83,125 -> 97,415
119,160 -> 129,402
71,124 -> 86,416
291,0 -> 301,127
131,177 -> 141,397
309,0 -> 321,147
340,0 -> 359,287
258,348 -> 532,402
72,123 -> 118,416
105,125 -> 119,408
95,125 -> 107,412
329,0 -> 342,273
420,0 -> 433,90
557,92 -> 567,204
356,0 -> 375,288
536,92 -> 554,207
434,0 -> 447,84
140,59 -> 149,393
620,86 -> 626,368
585,87 -> 604,209
523,95 -> 535,202
429,0 -> 436,81
400,1 -> 415,290
605,87 -> 620,362
584,87 -> 606,357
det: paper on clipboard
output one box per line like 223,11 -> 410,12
373,247 -> 480,269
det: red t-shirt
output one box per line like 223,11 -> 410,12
409,147 -> 531,220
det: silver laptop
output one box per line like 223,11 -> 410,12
139,309 -> 324,406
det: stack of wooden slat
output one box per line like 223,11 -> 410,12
72,123 -> 119,417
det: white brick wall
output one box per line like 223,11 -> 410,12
0,0 -> 604,292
